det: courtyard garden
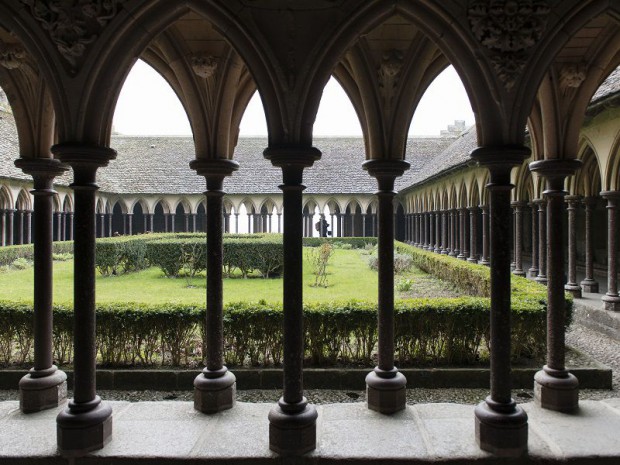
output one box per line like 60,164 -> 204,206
0,233 -> 566,369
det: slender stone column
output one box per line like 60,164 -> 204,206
434,211 -> 441,253
450,209 -> 458,257
530,159 -> 581,412
57,212 -> 63,241
7,209 -> 14,245
192,213 -> 197,233
564,196 -> 582,298
472,146 -> 528,456
528,202 -> 539,277
68,213 -> 74,240
416,213 -> 421,246
601,191 -> 620,311
62,212 -> 67,241
468,206 -> 478,263
363,159 -> 409,414
535,200 -> 548,284
441,210 -> 449,254
184,213 -> 189,233
99,213 -> 105,238
0,209 -> 5,246
127,213 -> 133,236
190,159 -> 238,413
14,158 -> 68,413
17,210 -> 24,245
107,213 -> 112,237
52,144 -> 115,456
478,205 -> 490,265
511,201 -> 526,276
361,213 -> 367,237
277,213 -> 282,234
26,211 -> 32,244
265,147 -> 320,455
580,197 -> 599,292
149,213 -> 154,232
122,213 -> 127,235
458,208 -> 467,260
172,213 -> 177,233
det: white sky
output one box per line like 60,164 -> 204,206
113,60 -> 475,137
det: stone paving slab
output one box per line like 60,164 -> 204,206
1,400 -> 620,464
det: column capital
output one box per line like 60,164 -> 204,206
510,200 -> 527,208
362,159 -> 410,191
14,158 -> 68,188
264,145 -> 320,185
582,196 -> 598,207
470,145 -> 529,186
601,190 -> 620,201
529,159 -> 582,192
467,205 -> 479,212
189,158 -> 239,191
565,195 -> 582,208
51,143 -> 116,186
479,204 -> 489,212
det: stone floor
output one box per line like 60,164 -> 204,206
1,398 -> 620,464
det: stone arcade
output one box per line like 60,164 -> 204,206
0,1 -> 619,463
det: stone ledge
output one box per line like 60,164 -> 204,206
1,400 -> 620,464
573,298 -> 620,341
0,365 -> 611,391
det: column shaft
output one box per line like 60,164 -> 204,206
512,202 -> 525,275
565,197 -> 582,297
580,197 -> 599,292
479,206 -> 490,265
602,192 -> 620,310
529,203 -> 539,277
536,201 -> 547,284
468,207 -> 478,263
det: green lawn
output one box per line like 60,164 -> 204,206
0,248 -> 379,305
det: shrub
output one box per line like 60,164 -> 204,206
307,241 -> 334,287
52,253 -> 73,261
396,278 -> 414,292
0,241 -> 73,266
393,253 -> 413,274
11,258 -> 32,270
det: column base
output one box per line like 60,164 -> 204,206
580,278 -> 599,293
457,254 -> 467,261
478,258 -> 490,266
365,368 -> 407,414
194,368 -> 236,413
467,257 -> 478,263
564,283 -> 582,298
449,251 -> 458,257
441,250 -> 449,255
474,398 -> 528,457
268,397 -> 318,456
602,294 -> 620,312
528,267 -> 539,278
434,247 -> 441,254
534,367 -> 579,412
512,269 -> 526,277
19,366 -> 67,413
535,275 -> 548,285
57,396 -> 112,457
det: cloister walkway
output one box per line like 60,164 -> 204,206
0,399 -> 619,464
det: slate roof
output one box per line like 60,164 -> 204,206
591,66 -> 620,104
0,111 -> 28,182
96,135 -> 454,195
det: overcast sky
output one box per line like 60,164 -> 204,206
113,60 -> 475,137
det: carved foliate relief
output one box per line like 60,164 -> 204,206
377,49 -> 403,112
468,0 -> 550,90
20,0 -> 125,72
191,55 -> 219,79
560,63 -> 587,94
0,42 -> 26,70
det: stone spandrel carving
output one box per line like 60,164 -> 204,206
560,63 -> 587,93
468,0 -> 550,90
377,49 -> 404,111
20,0 -> 125,71
191,55 -> 219,79
0,42 -> 26,70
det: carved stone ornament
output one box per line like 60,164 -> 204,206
377,49 -> 404,111
560,63 -> 587,92
191,54 -> 218,79
0,42 -> 26,70
468,0 -> 550,90
20,0 -> 125,71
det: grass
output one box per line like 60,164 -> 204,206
0,248 -> 381,305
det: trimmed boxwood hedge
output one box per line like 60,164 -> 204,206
95,233 -> 283,278
0,297 -> 549,368
0,238 -> 569,368
0,241 -> 74,266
